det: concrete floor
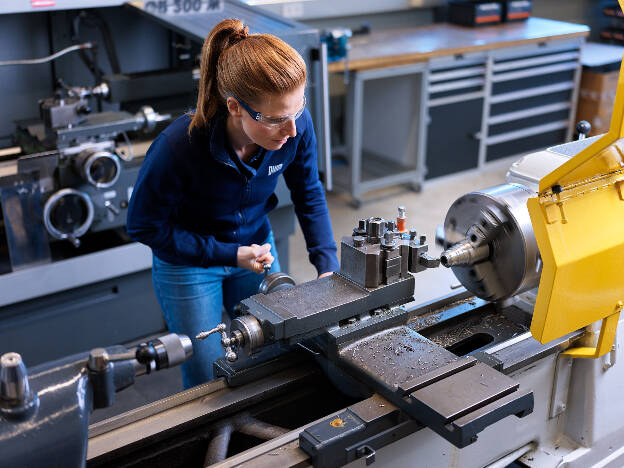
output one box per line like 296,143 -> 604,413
288,162 -> 509,303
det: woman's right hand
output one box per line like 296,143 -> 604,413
237,243 -> 274,274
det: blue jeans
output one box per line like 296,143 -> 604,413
152,232 -> 280,389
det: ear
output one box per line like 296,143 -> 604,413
226,96 -> 242,117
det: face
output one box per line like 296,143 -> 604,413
227,85 -> 305,151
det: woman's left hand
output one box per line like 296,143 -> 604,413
318,271 -> 333,279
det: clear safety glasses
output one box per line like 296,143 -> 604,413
227,92 -> 306,129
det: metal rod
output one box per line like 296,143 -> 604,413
237,414 -> 289,440
320,41 -> 333,191
204,412 -> 289,466
0,43 -> 93,66
204,423 -> 234,466
484,332 -> 533,355
484,442 -> 535,468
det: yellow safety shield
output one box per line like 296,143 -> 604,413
527,0 -> 624,358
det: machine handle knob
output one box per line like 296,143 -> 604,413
576,120 -> 591,140
0,352 -> 38,418
68,235 -> 81,248
104,200 -> 120,216
0,353 -> 30,402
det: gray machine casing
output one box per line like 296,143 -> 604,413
0,1 -> 325,365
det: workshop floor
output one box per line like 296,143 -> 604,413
91,162 -> 508,426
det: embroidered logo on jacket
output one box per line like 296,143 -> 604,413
268,163 -> 283,176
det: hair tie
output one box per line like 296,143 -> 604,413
232,25 -> 249,43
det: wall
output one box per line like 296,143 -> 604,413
248,0 -> 442,21
532,0 -> 605,42
304,8 -> 433,33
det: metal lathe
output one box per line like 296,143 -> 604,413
4,2 -> 624,465
4,110 -> 624,466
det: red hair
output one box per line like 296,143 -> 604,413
189,18 -> 306,134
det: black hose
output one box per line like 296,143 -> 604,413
85,10 -> 121,74
72,14 -> 102,82
71,10 -> 121,80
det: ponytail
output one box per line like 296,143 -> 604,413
189,19 -> 248,133
189,18 -> 306,135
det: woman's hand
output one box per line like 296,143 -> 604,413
318,271 -> 333,279
237,243 -> 274,274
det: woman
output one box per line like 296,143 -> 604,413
127,19 -> 339,389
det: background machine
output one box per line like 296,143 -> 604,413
0,0 -> 330,366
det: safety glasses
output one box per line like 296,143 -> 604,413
227,92 -> 306,129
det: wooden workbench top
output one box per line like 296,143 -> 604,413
327,17 -> 589,72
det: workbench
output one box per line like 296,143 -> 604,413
328,18 -> 589,206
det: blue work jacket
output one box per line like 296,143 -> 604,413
126,109 -> 339,275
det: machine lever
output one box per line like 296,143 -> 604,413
196,324 -> 237,363
576,120 -> 591,140
104,200 -> 120,216
196,324 -> 226,341
68,235 -> 81,248
297,343 -> 320,356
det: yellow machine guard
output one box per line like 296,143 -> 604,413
527,1 -> 624,358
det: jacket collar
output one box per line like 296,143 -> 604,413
207,111 -> 237,168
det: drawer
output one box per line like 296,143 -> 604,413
489,38 -> 583,61
490,90 -> 572,118
488,109 -> 570,137
491,69 -> 576,96
428,59 -> 487,106
487,127 -> 568,162
429,51 -> 487,71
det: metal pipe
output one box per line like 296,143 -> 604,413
204,423 -> 234,466
320,40 -> 333,191
0,43 -> 93,66
484,442 -> 535,468
237,414 -> 289,440
203,413 -> 289,466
